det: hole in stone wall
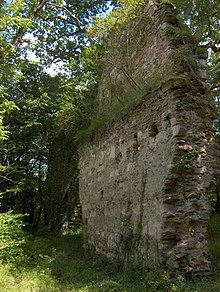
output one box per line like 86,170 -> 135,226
164,116 -> 171,128
149,124 -> 159,137
133,132 -> 139,150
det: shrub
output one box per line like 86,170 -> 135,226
145,271 -> 185,291
0,211 -> 26,262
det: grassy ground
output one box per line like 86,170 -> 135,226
0,214 -> 220,292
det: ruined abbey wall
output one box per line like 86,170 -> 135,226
79,1 -> 218,275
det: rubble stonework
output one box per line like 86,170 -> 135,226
78,1 -> 218,275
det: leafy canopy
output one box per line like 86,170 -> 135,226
1,0 -> 220,230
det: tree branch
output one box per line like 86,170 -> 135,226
0,174 -> 15,183
12,1 -> 84,50
55,29 -> 84,41
210,82 -> 220,91
13,0 -> 48,50
210,43 -> 220,53
32,0 -> 48,17
204,41 -> 220,53
47,2 -> 83,25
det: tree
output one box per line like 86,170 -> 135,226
171,0 -> 220,47
1,0 -> 114,63
0,0 -> 114,228
1,0 -> 219,229
0,0 -> 114,139
170,0 -> 220,88
0,100 -> 18,140
0,53 -> 98,228
0,1 -> 27,140
0,63 -> 64,225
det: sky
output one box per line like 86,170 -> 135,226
5,0 -> 113,75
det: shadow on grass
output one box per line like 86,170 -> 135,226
13,229 -> 146,291
3,213 -> 220,291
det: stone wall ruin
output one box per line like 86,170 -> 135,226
79,1 -> 218,275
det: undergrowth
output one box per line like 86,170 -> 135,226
0,213 -> 220,291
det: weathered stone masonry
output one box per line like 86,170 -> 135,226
79,1 -> 218,275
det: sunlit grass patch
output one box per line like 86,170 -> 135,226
0,221 -> 220,291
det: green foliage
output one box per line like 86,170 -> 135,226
0,229 -> 147,291
208,213 -> 220,276
146,271 -> 185,292
29,0 -> 112,65
0,99 -> 18,140
209,213 -> 220,238
0,227 -> 220,291
209,52 -> 220,90
55,44 -> 102,137
0,1 -> 30,82
75,86 -> 145,139
210,52 -> 220,141
167,0 -> 220,145
0,0 -> 110,232
176,150 -> 198,171
210,178 -> 220,213
171,0 -> 220,44
0,62 -> 67,227
0,211 -> 26,262
89,0 -> 145,39
75,68 -> 178,140
166,25 -> 195,45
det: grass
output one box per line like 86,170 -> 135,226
0,214 -> 220,291
0,228 -> 146,291
75,67 -> 185,141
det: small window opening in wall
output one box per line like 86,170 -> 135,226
149,124 -> 159,137
133,132 -> 139,149
133,132 -> 138,143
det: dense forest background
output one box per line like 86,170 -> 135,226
0,0 -> 220,290
1,0 -> 220,231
